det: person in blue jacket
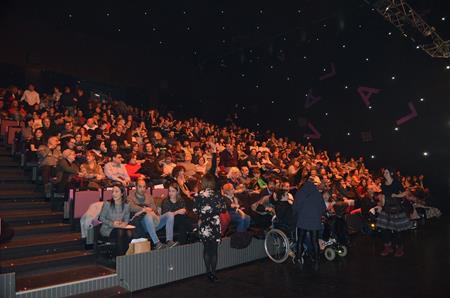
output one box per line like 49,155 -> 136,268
293,177 -> 327,271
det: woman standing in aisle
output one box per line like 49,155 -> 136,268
193,174 -> 226,282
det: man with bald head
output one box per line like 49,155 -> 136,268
38,136 -> 62,198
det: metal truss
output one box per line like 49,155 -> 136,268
373,0 -> 450,58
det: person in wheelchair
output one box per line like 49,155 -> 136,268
324,192 -> 349,246
270,180 -> 295,230
250,194 -> 275,230
222,183 -> 251,232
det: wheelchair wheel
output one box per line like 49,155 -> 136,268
324,247 -> 336,261
264,228 -> 290,263
336,245 -> 348,257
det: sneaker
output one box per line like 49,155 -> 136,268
154,242 -> 167,250
166,240 -> 179,248
207,273 -> 215,283
211,273 -> 219,282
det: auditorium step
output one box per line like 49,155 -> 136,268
0,250 -> 95,274
0,167 -> 24,175
0,209 -> 64,226
0,175 -> 32,183
14,222 -> 72,236
0,160 -> 21,167
0,200 -> 50,211
0,232 -> 82,259
15,264 -> 116,292
0,190 -> 45,200
0,183 -> 35,190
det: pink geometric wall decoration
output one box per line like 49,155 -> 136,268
396,102 -> 418,125
357,86 -> 381,107
304,89 -> 322,109
319,63 -> 336,80
304,122 -> 321,139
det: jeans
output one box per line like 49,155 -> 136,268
141,212 -> 175,244
229,210 -> 251,232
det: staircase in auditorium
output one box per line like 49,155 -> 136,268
0,145 -> 114,292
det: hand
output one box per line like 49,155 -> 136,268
144,207 -> 154,214
177,208 -> 187,215
265,207 -> 274,213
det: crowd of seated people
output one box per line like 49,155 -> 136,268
0,83 -> 442,256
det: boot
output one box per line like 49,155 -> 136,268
380,243 -> 394,257
394,245 -> 404,257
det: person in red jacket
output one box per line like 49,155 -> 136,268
125,153 -> 145,181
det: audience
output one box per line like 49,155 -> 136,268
128,178 -> 178,249
1,81 -> 440,264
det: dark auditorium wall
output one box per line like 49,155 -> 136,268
0,1 -> 194,108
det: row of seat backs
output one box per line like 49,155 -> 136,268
71,187 -> 169,219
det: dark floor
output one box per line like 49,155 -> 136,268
134,216 -> 450,298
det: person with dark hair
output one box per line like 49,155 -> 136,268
293,177 -> 327,272
20,83 -> 40,109
104,153 -> 131,186
59,86 -> 76,116
193,173 -> 226,282
377,168 -> 411,257
128,178 -> 178,249
219,143 -> 238,169
172,165 -> 193,200
161,182 -> 193,244
99,184 -> 132,256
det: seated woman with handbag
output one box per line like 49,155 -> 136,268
161,182 -> 193,245
99,184 -> 133,256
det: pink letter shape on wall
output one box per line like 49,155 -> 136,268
320,63 -> 336,81
304,89 -> 322,109
304,122 -> 321,139
396,102 -> 418,125
357,86 -> 381,107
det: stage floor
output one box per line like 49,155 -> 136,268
135,216 -> 449,298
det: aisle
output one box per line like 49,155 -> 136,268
134,216 -> 449,298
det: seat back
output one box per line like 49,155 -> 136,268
72,189 -> 102,218
7,126 -> 21,145
102,188 -> 113,201
151,188 -> 169,207
1,120 -> 19,136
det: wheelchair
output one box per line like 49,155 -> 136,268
264,217 -> 299,264
264,214 -> 349,264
